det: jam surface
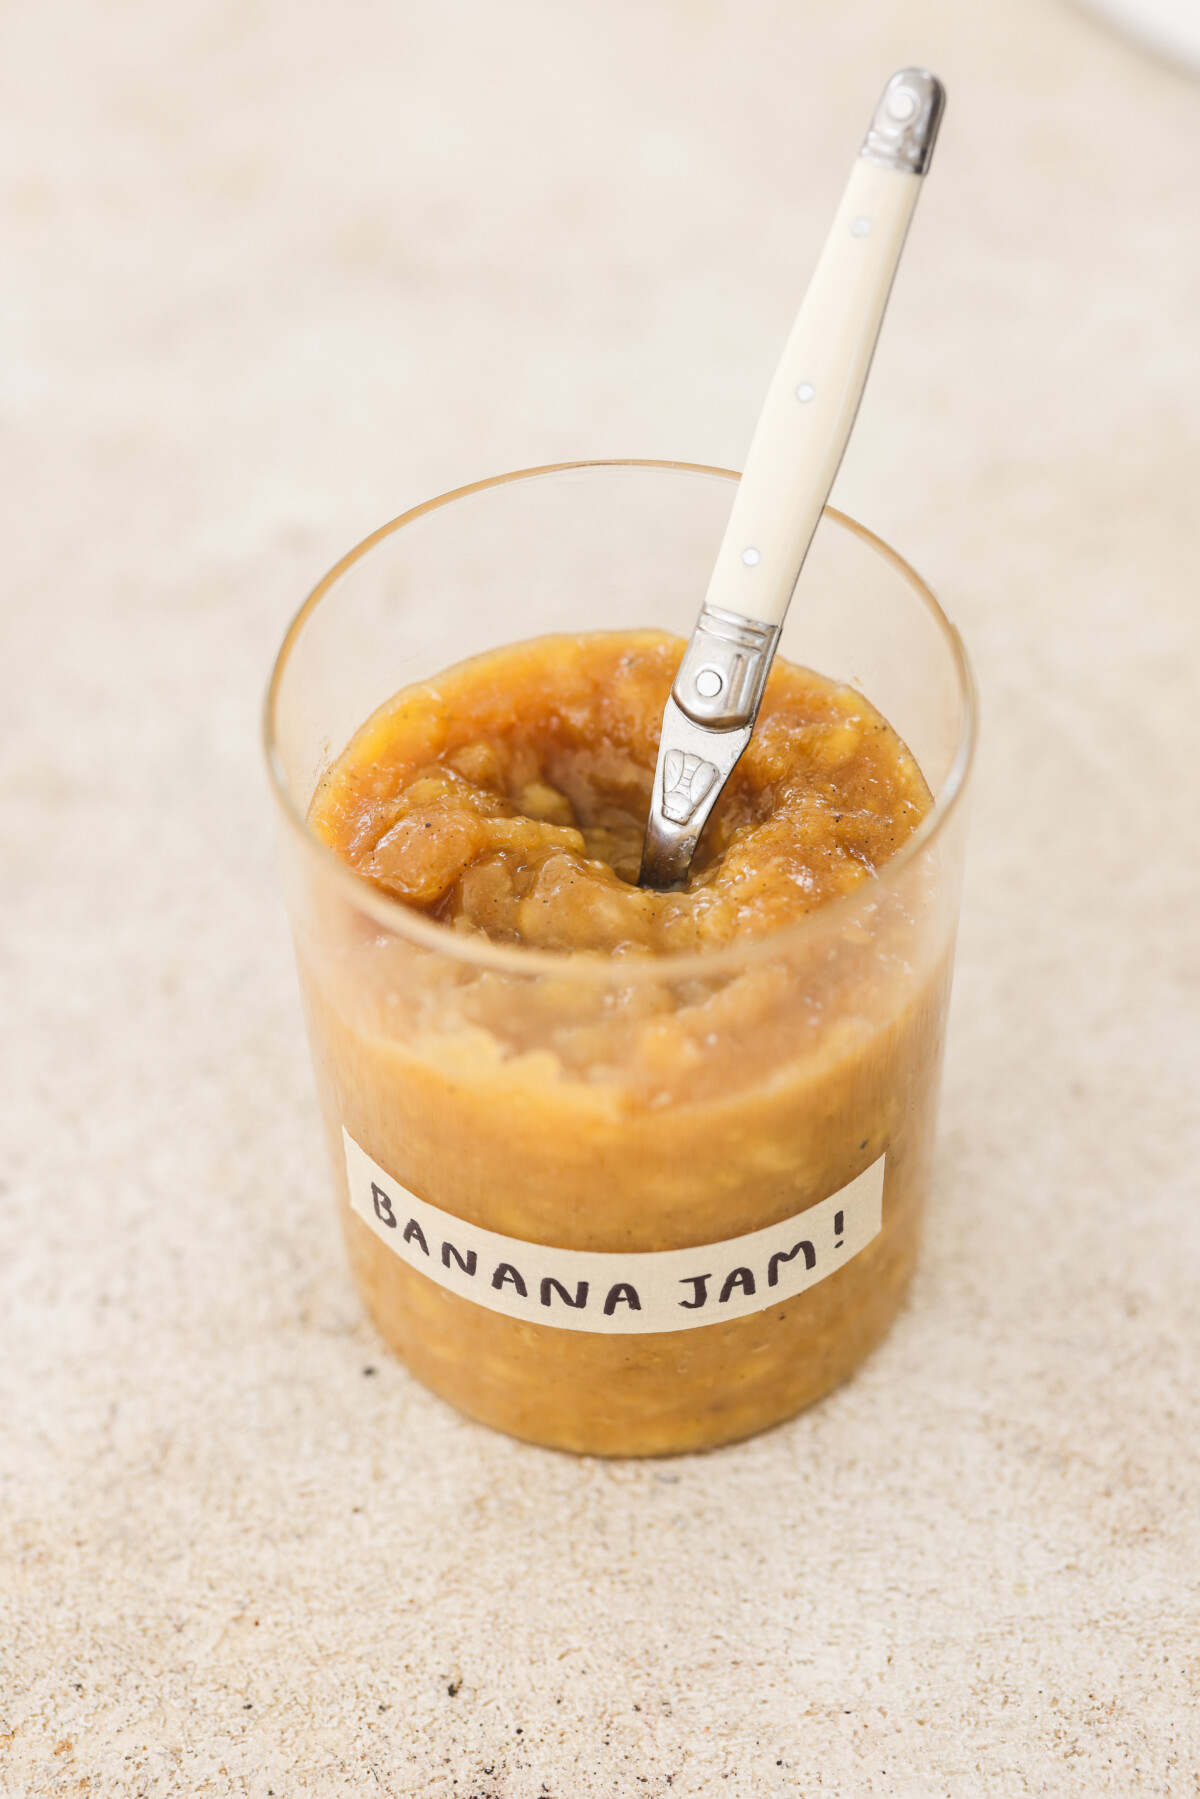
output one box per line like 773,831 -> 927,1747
310,630 -> 931,955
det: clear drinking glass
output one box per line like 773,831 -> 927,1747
264,461 -> 975,1456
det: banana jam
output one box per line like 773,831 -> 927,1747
300,630 -> 949,1454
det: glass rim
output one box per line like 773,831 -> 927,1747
263,458 -> 977,984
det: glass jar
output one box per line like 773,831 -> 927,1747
265,461 -> 975,1455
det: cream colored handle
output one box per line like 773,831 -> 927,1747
642,70 -> 943,891
704,157 -> 922,629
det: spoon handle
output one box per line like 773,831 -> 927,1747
639,69 -> 944,890
705,76 -> 943,632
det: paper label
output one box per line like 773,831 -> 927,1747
344,1130 -> 884,1336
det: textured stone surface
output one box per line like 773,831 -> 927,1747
2,0 -> 1199,1792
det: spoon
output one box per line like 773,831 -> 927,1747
638,68 -> 945,891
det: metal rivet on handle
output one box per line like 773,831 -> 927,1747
886,87 -> 918,122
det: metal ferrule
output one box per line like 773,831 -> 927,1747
859,69 -> 945,176
639,607 -> 781,890
671,604 -> 781,731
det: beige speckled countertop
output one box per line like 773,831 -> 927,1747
3,1 -> 1200,1792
